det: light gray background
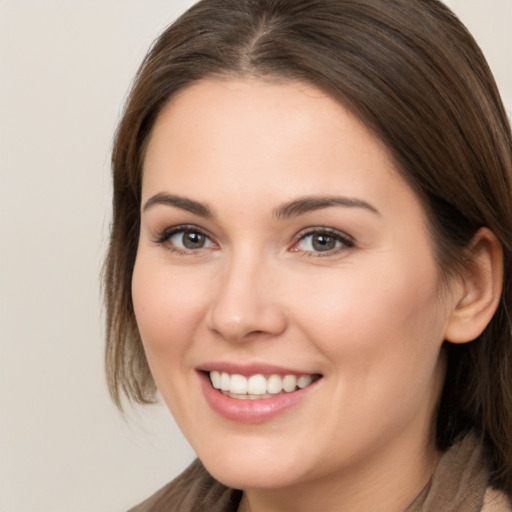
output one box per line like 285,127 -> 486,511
0,1 -> 510,511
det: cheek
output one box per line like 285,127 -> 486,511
293,257 -> 446,374
297,265 -> 447,445
131,257 -> 208,362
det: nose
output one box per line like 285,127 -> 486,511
206,255 -> 288,343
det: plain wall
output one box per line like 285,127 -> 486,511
0,1 -> 510,511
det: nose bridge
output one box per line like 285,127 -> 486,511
207,247 -> 287,342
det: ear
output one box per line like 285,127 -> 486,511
444,227 -> 503,344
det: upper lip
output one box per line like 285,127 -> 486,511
196,361 -> 320,377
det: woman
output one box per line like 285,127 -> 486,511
104,0 -> 512,510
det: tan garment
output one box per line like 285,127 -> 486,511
405,433 -> 511,512
128,433 -> 511,512
128,459 -> 240,512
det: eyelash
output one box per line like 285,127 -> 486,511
153,225 -> 216,255
290,227 -> 355,257
153,225 -> 355,256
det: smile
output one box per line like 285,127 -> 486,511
209,371 -> 317,399
198,367 -> 322,423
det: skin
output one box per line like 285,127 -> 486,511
132,78 -> 468,512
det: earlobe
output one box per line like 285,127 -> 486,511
444,227 -> 503,344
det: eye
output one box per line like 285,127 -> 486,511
155,226 -> 216,252
170,229 -> 213,250
292,228 -> 354,255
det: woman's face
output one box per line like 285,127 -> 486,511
132,79 -> 459,492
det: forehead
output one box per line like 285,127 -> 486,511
142,78 -> 424,226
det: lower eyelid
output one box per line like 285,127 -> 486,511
153,225 -> 214,247
152,225 -> 353,255
293,229 -> 354,250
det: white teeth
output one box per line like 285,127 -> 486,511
282,374 -> 297,392
210,370 -> 221,389
220,372 -> 230,391
209,371 -> 316,398
247,374 -> 267,395
297,375 -> 313,389
267,374 -> 283,394
230,374 -> 248,394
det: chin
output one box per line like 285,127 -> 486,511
204,460 -> 301,490
197,444 -> 310,490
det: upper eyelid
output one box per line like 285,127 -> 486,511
154,224 -> 215,244
291,227 -> 356,256
152,224 -> 354,250
294,226 -> 354,243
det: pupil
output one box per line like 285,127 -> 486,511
183,231 -> 205,249
312,234 -> 335,251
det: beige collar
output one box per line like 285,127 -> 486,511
406,432 -> 511,512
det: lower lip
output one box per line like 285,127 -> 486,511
198,372 -> 320,424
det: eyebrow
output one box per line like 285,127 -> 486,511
273,195 -> 380,219
142,192 -> 379,219
143,193 -> 214,218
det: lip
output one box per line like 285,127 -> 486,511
197,365 -> 321,424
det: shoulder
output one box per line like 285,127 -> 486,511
127,459 -> 242,512
482,487 -> 512,512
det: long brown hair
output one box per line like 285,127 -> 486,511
104,0 -> 512,492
